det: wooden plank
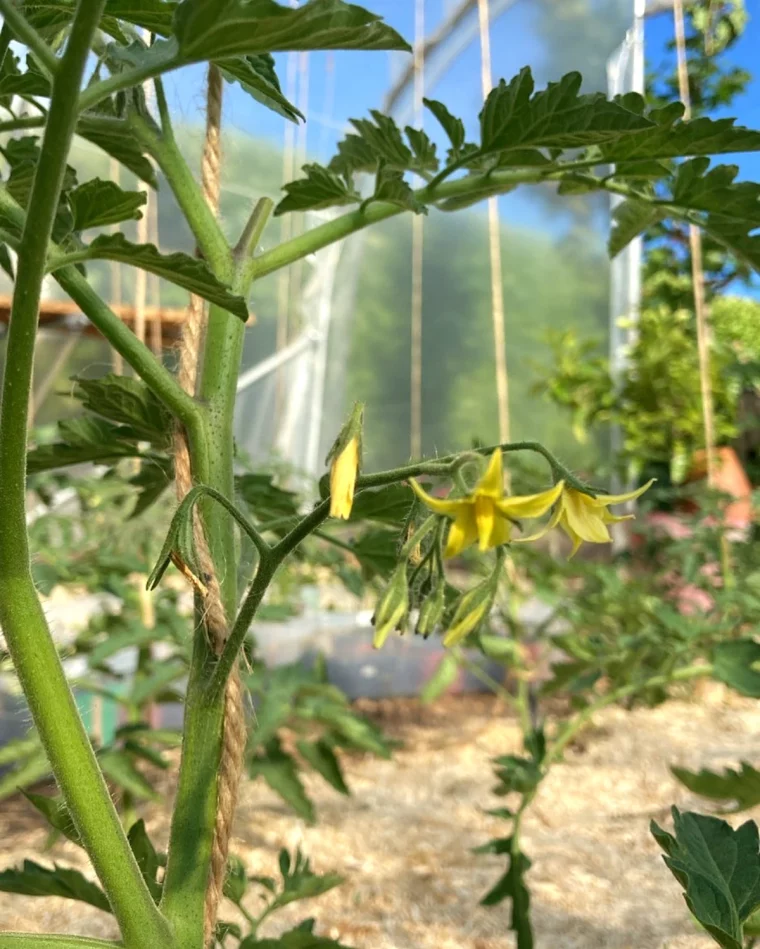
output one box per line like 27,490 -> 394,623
0,295 -> 254,344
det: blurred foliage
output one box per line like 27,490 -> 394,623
535,0 -> 760,483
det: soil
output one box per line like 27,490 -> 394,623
2,689 -> 760,948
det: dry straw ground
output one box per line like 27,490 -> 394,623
2,689 -> 759,948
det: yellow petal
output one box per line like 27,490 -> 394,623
512,501 -> 563,544
475,496 -> 495,550
444,508 -> 479,557
489,511 -> 512,548
329,438 -> 358,519
562,490 -> 611,544
410,478 -> 468,516
496,481 -> 564,519
475,448 -> 504,499
561,521 -> 584,558
594,478 -> 655,507
602,511 -> 635,525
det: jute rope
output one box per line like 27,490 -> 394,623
172,65 -> 247,947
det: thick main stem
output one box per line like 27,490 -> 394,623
0,2 -> 171,946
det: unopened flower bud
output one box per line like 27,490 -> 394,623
443,570 -> 500,648
373,564 -> 409,649
415,580 -> 446,638
325,403 -> 364,519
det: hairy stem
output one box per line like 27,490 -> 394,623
0,2 -> 172,946
129,111 -> 231,276
0,186 -> 197,428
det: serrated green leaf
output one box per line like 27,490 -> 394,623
480,848 -> 533,949
348,483 -> 414,525
0,750 -> 51,802
672,763 -> 760,814
236,471 -> 300,525
223,855 -> 248,904
609,198 -> 666,257
129,458 -> 173,518
22,792 -> 82,847
76,114 -> 158,186
0,62 -> 50,98
405,126 -> 438,174
597,114 -> 760,163
369,165 -> 425,214
248,738 -> 316,823
242,925 -> 355,949
73,374 -> 172,445
350,110 -> 411,168
296,739 -> 349,795
173,0 -> 411,62
328,132 -> 377,177
420,652 -> 459,704
54,234 -> 248,320
424,98 -> 465,157
712,639 -> 760,697
219,53 -> 302,121
104,0 -> 177,33
652,808 -> 760,949
275,163 -> 360,216
0,860 -> 111,913
128,819 -> 162,902
270,847 -> 344,912
479,68 -> 651,156
99,750 -> 159,800
69,178 -> 147,231
27,416 -> 143,474
349,527 -> 398,579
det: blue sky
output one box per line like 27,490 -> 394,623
163,1 -> 760,243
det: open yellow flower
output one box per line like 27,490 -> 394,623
410,448 -> 564,557
329,435 -> 359,519
516,480 -> 655,556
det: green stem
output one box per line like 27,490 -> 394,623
0,1 -> 171,945
0,0 -> 58,76
0,186 -> 196,428
0,115 -> 46,133
128,111 -> 230,276
399,515 -> 437,559
248,167 -> 548,282
333,439 -> 591,496
54,265 -> 200,427
451,647 -> 519,711
77,41 -> 182,114
211,499 -> 333,694
160,216 -> 260,942
546,663 -> 711,766
234,197 -> 274,262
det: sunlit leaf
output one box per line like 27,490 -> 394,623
609,198 -> 666,257
652,808 -> 760,949
54,233 -> 248,320
0,860 -> 111,913
275,163 -> 360,216
172,0 -> 411,62
672,762 -> 760,814
69,178 -> 147,230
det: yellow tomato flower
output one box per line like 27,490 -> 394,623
329,435 -> 359,519
516,480 -> 655,555
410,448 -> 564,557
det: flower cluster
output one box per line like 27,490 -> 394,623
324,419 -> 653,651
